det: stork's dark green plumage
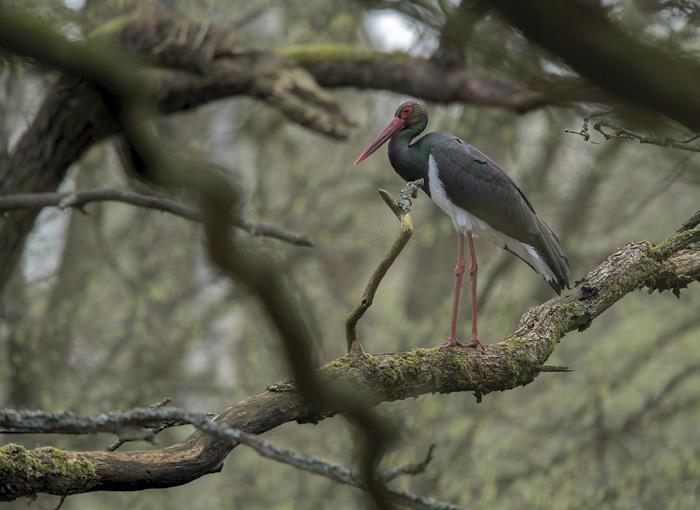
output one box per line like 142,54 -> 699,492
355,101 -> 571,348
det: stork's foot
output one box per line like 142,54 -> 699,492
467,335 -> 485,350
441,337 -> 468,348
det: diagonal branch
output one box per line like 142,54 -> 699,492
1,216 -> 697,501
345,179 -> 423,353
0,188 -> 312,246
379,444 -> 435,483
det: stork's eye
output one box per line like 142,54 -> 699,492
402,107 -> 411,116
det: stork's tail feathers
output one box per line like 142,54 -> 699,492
536,218 -> 571,294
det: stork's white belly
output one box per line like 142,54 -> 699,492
427,154 -> 556,283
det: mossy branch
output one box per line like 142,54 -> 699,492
0,445 -> 97,501
1,220 -> 698,501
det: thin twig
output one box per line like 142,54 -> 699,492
379,444 -> 435,483
564,109 -> 612,142
594,120 -> 700,153
565,111 -> 700,152
0,189 -> 312,247
537,365 -> 574,373
345,179 -> 423,353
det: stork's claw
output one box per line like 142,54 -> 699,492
467,335 -> 485,350
441,338 -> 468,348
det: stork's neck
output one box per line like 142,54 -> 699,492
388,121 -> 429,183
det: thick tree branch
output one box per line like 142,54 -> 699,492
490,0 -> 700,131
282,44 -> 551,111
1,217 -> 697,500
0,408 -> 461,510
0,189 -> 312,246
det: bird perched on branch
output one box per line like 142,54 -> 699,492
354,101 -> 570,349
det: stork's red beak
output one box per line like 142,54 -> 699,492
354,117 -> 405,165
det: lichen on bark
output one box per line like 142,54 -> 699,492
0,443 -> 97,500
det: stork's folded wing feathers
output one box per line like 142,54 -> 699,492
427,133 -> 571,292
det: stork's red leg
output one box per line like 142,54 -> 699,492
466,232 -> 485,349
443,233 -> 467,348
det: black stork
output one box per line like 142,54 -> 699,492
354,101 -> 570,349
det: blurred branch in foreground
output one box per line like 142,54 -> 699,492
0,188 -> 312,247
490,0 -> 700,130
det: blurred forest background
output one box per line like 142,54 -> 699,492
0,0 -> 699,509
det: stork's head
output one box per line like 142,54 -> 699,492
354,101 -> 428,165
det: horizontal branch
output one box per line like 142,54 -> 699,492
0,407 -> 461,510
1,218 -> 698,500
0,189 -> 312,246
283,44 -> 564,111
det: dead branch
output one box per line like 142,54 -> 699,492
0,188 -> 312,246
593,121 -> 700,152
379,444 -> 435,483
345,179 -> 423,353
566,111 -> 700,153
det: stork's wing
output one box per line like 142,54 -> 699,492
428,133 -> 571,293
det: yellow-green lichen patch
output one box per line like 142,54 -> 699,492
447,355 -> 475,388
0,444 -> 97,501
500,336 -> 539,388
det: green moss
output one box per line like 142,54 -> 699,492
449,355 -> 474,387
0,443 -> 97,501
399,352 -> 425,371
499,337 -> 538,388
